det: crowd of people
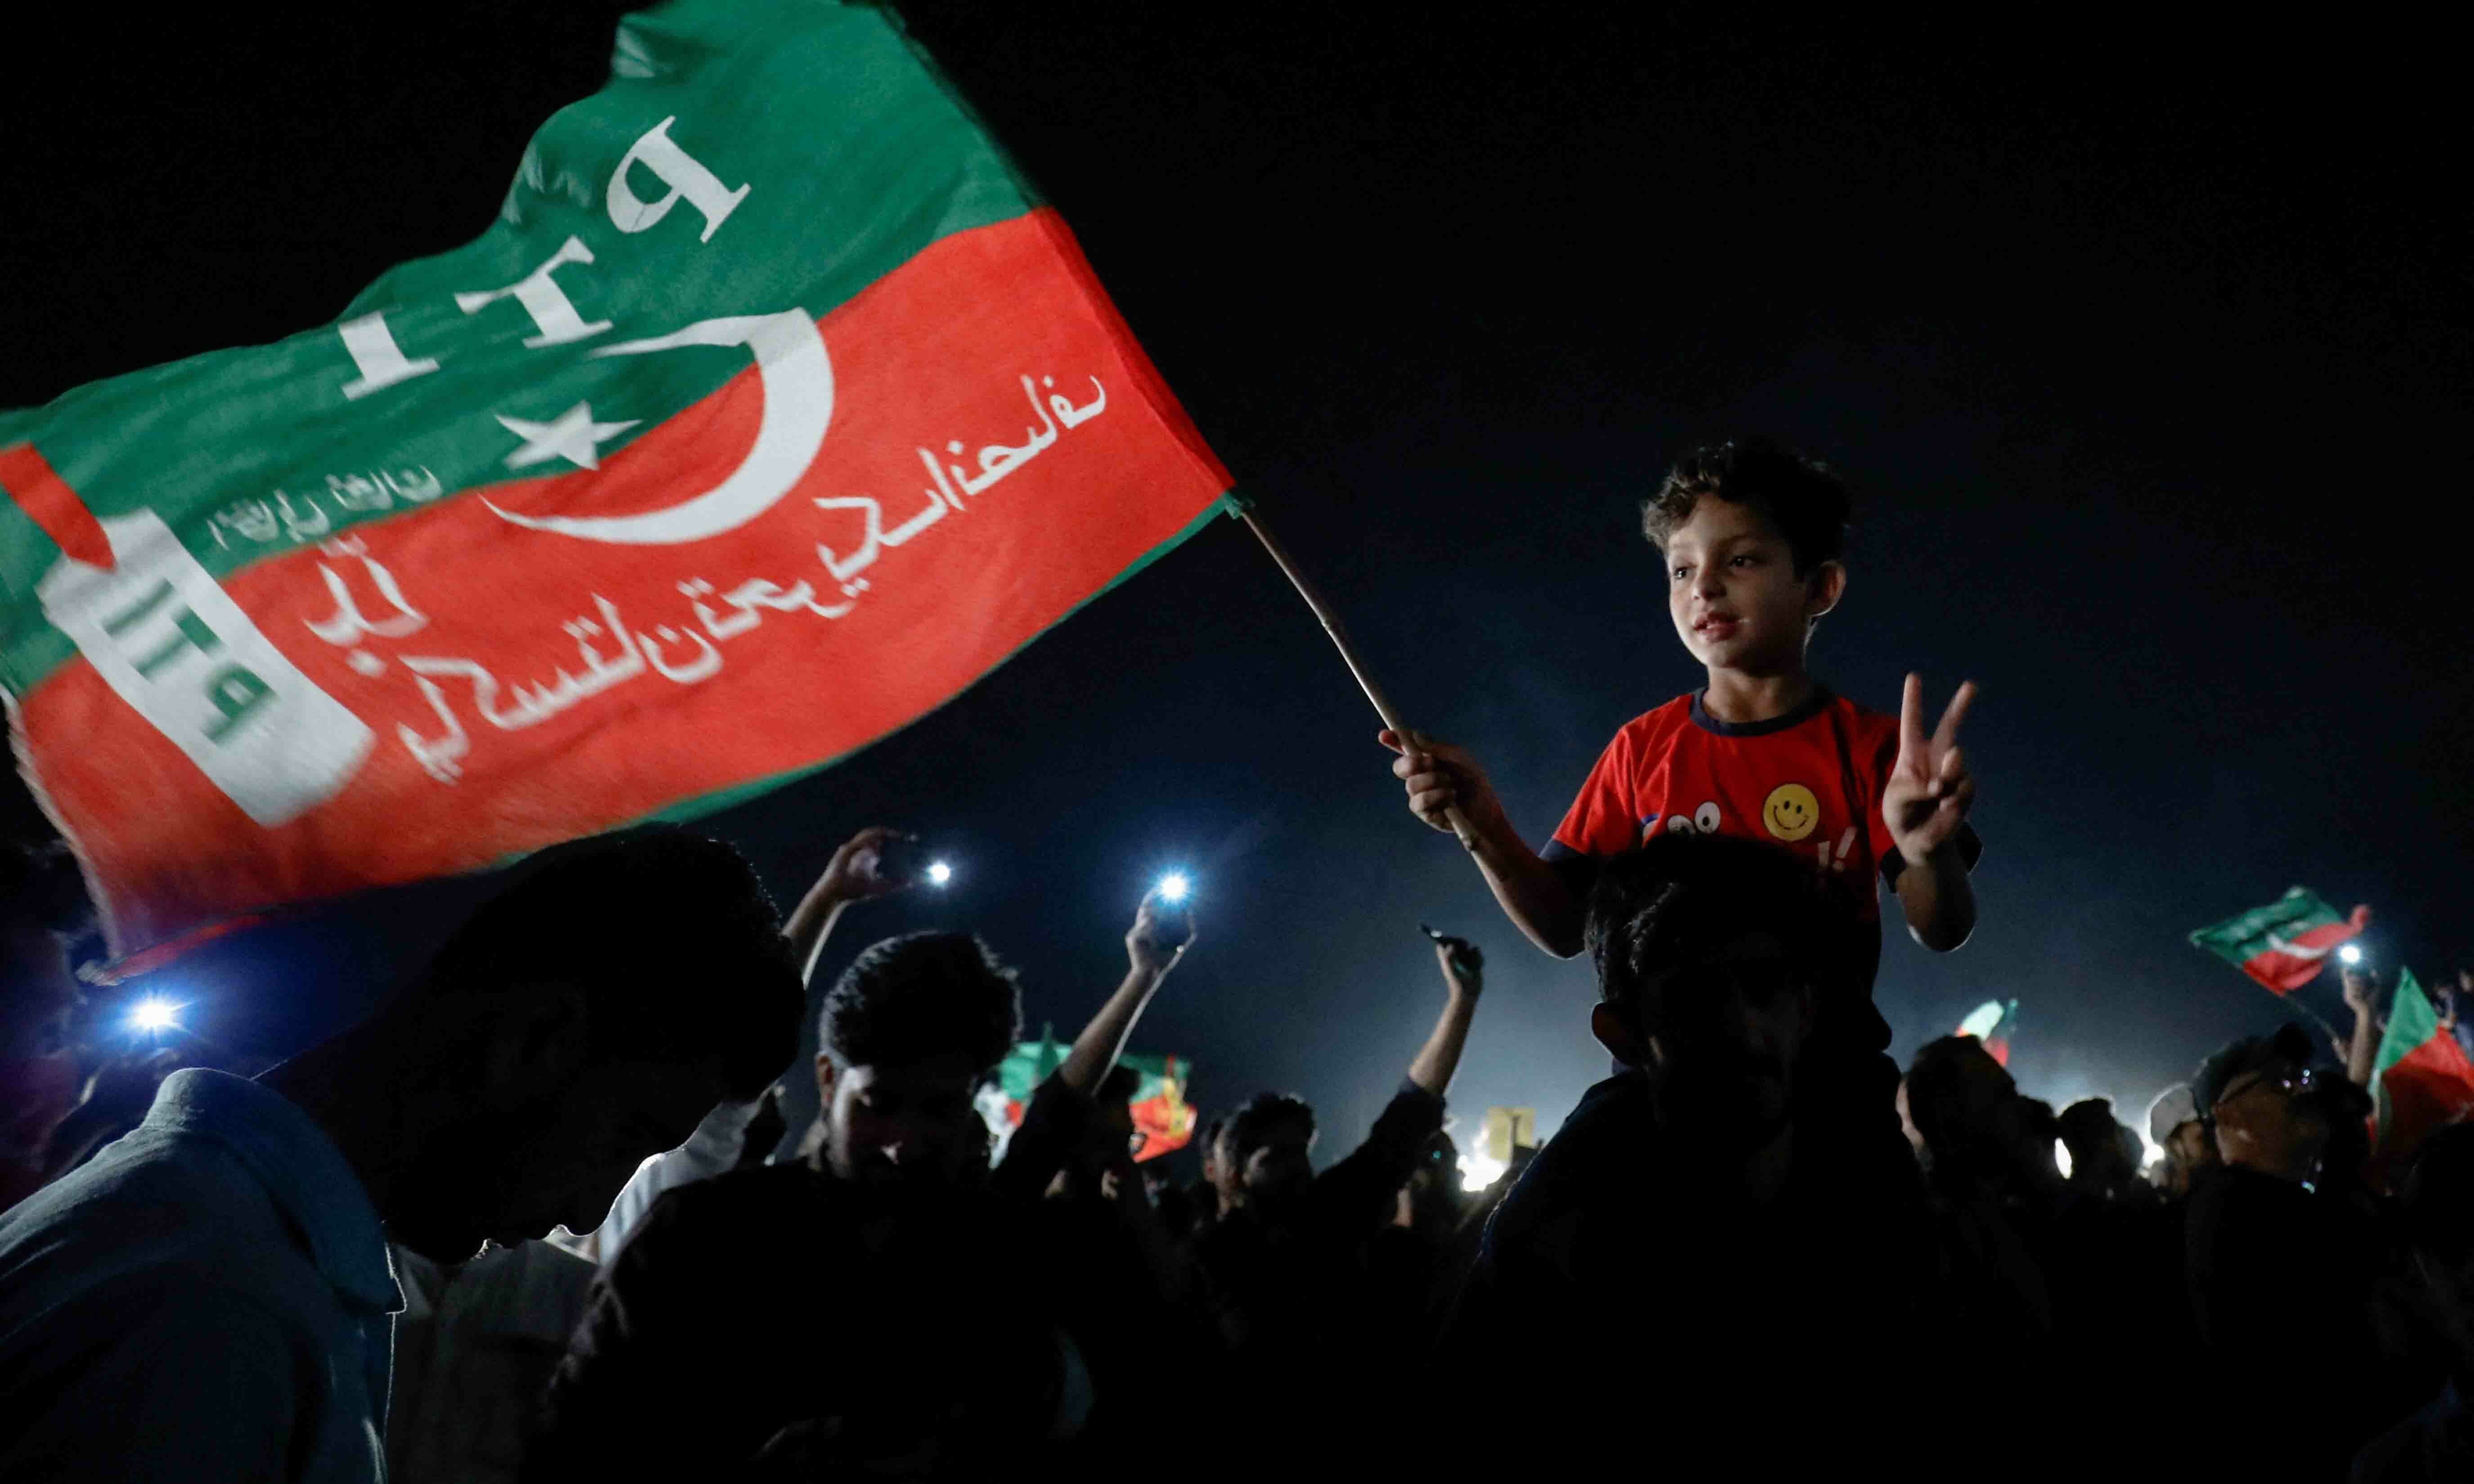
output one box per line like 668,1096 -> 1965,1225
1,438 -> 2468,1481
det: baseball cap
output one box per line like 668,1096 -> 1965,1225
2147,1083 -> 2199,1147
2192,1023 -> 2317,1117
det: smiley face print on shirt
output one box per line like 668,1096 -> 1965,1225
1762,782 -> 1821,842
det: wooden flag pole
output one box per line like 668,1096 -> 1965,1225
1238,509 -> 1482,853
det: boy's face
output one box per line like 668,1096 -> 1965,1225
1662,497 -> 1834,675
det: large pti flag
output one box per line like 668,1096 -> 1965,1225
2371,967 -> 2474,1168
2187,888 -> 2371,994
0,0 -> 1232,956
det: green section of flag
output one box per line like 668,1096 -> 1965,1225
0,0 -> 1034,696
1957,999 -> 2010,1040
1120,1052 -> 1182,1103
987,1039 -> 1189,1122
995,1028 -> 1068,1108
2187,886 -> 2344,968
2372,966 -> 2438,1127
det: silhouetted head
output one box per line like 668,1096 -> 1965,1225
367,829 -> 802,1261
814,931 -> 1021,1189
1223,1091 -> 1317,1209
1587,833 -> 1843,1147
2194,1024 -> 2327,1183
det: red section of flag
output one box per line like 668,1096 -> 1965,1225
2376,1033 -> 2474,1167
2235,906 -> 2371,993
1129,1093 -> 1194,1162
20,209 -> 1232,953
1982,1037 -> 2011,1068
0,444 -> 115,570
87,914 -> 270,983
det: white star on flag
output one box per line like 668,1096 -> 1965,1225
496,402 -> 641,471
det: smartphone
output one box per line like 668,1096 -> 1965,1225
1154,893 -> 1195,946
874,834 -> 924,886
1421,923 -> 1483,982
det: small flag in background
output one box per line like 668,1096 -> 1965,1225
2188,888 -> 2371,994
975,1033 -> 1193,1164
1956,998 -> 2020,1066
1120,1053 -> 1196,1162
0,0 -> 1233,958
2371,967 -> 2474,1170
980,1031 -> 1069,1151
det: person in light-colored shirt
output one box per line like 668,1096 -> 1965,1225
384,1096 -> 769,1484
386,1238 -> 597,1484
0,830 -> 802,1484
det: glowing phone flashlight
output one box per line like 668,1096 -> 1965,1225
926,861 -> 953,887
2339,944 -> 2363,966
128,997 -> 181,1033
1156,873 -> 1190,904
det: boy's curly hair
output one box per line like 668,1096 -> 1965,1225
1642,436 -> 1852,577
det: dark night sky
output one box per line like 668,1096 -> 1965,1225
5,5 -> 2468,1158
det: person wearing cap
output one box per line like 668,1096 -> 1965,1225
2146,1082 -> 2216,1197
2195,1024 -> 2328,1182
2184,1025 -> 2425,1474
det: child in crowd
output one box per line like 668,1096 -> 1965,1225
1385,435 -> 1982,1141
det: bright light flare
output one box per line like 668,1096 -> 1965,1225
2339,944 -> 2363,965
925,860 -> 953,886
1457,1148 -> 1508,1193
2053,1137 -> 2073,1181
1156,873 -> 1190,904
128,997 -> 181,1033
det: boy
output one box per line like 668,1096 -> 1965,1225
1383,436 -> 1979,1121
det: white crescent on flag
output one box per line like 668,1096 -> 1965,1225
484,309 -> 831,545
2265,932 -> 2331,961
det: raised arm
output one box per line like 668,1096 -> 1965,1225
782,825 -> 913,984
1383,729 -> 1585,957
2341,967 -> 2381,1088
1408,934 -> 1485,1096
1056,888 -> 1192,1095
994,891 -> 1194,1202
1301,941 -> 1475,1232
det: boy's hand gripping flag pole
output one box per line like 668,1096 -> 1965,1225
1237,509 -> 1481,852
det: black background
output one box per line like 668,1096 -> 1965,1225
5,4 -> 2467,1157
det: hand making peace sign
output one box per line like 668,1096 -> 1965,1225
1881,674 -> 1978,864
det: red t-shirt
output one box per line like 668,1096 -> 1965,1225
1545,686 -> 1981,1073
1546,687 -> 1908,928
